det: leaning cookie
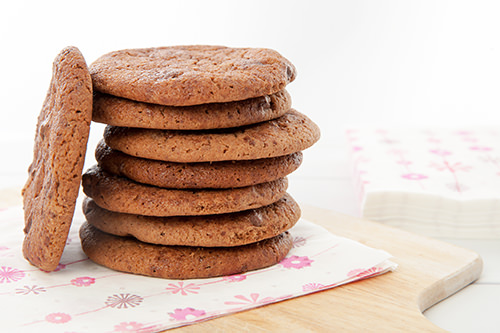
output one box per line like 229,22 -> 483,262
90,45 -> 296,106
83,193 -> 300,247
104,109 -> 320,163
96,140 -> 302,189
22,46 -> 92,271
80,222 -> 293,279
93,90 -> 291,130
82,165 -> 288,216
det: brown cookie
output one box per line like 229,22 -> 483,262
80,221 -> 292,279
104,109 -> 320,163
93,89 -> 291,130
82,165 -> 288,216
96,140 -> 302,189
83,193 -> 300,247
22,46 -> 92,271
90,45 -> 296,106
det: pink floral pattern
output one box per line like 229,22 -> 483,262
113,321 -> 146,332
106,294 -> 143,309
71,276 -> 96,287
0,205 -> 395,331
401,173 -> 428,181
292,236 -> 307,248
165,282 -> 200,295
280,255 -> 314,269
169,308 -> 206,321
223,274 -> 247,282
470,145 -> 492,151
347,266 -> 384,279
45,312 -> 71,324
224,293 -> 277,306
15,285 -> 46,295
0,266 -> 25,283
302,283 -> 325,292
429,149 -> 452,157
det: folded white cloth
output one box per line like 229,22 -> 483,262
347,127 -> 500,239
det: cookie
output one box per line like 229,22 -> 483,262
90,45 -> 296,106
82,166 -> 288,216
96,140 -> 302,189
83,193 -> 300,247
104,109 -> 320,163
22,46 -> 93,271
93,89 -> 291,130
80,221 -> 292,279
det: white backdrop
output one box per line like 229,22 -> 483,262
1,0 -> 500,183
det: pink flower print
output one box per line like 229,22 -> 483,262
396,160 -> 412,166
165,282 -> 200,295
224,293 -> 277,306
0,266 -> 25,283
470,146 -> 493,152
169,308 -> 206,321
292,236 -> 307,248
380,138 -> 399,144
71,276 -> 96,287
15,285 -> 46,295
106,294 -> 143,309
45,312 -> 71,324
427,137 -> 441,144
223,274 -> 247,282
302,283 -> 325,292
352,145 -> 363,152
0,246 -> 9,251
280,255 -> 314,269
347,266 -> 383,279
429,149 -> 452,156
114,322 -> 145,332
429,161 -> 472,172
401,173 -> 428,181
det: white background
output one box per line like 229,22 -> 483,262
1,1 -> 500,331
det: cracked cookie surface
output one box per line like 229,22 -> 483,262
90,45 -> 296,106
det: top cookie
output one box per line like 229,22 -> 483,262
22,46 -> 93,271
90,45 -> 296,106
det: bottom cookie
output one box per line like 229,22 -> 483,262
79,222 -> 292,279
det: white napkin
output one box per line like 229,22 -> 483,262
347,127 -> 500,238
0,205 -> 396,332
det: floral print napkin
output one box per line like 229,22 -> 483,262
0,204 -> 395,332
347,127 -> 500,238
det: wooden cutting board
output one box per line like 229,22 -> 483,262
1,189 -> 482,332
172,205 -> 482,332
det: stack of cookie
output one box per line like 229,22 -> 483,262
80,46 -> 320,279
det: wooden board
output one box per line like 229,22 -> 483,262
172,204 -> 482,332
1,189 -> 482,332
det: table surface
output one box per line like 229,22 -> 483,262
1,133 -> 499,332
